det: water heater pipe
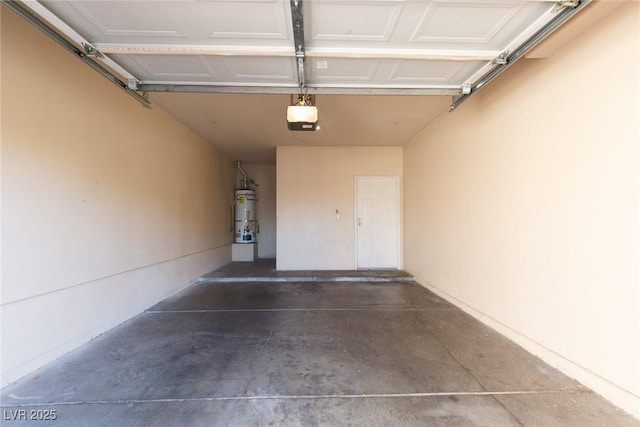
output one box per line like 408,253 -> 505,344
237,160 -> 248,189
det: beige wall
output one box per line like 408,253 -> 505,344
404,2 -> 639,417
0,11 -> 235,385
277,146 -> 402,270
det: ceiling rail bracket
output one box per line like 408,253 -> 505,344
557,0 -> 580,8
81,42 -> 104,59
127,78 -> 140,90
491,51 -> 510,66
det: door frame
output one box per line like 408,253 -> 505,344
355,175 -> 401,270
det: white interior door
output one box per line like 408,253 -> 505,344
356,176 -> 400,269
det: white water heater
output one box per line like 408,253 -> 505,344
234,189 -> 257,243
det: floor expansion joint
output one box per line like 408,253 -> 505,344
1,389 -> 591,408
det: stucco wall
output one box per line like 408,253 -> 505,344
0,10 -> 236,385
277,146 -> 402,270
403,2 -> 639,416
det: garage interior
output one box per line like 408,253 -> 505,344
1,0 -> 639,424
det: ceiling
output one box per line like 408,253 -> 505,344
149,92 -> 450,163
14,0 -> 596,164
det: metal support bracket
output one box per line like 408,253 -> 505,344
292,93 -> 315,106
127,78 -> 140,90
296,57 -> 305,88
81,42 -> 104,59
449,95 -> 462,112
290,0 -> 307,88
558,0 -> 580,8
491,50 -> 509,66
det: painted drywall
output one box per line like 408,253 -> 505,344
404,2 -> 639,417
277,146 -> 402,270
239,165 -> 277,258
0,10 -> 4,362
0,10 -> 235,385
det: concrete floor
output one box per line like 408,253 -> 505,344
1,261 -> 638,426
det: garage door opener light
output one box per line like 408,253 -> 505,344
287,94 -> 318,131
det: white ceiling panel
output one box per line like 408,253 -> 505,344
388,59 -> 484,84
305,0 -> 553,50
113,54 -> 216,81
221,56 -> 297,82
113,54 -> 297,85
310,58 -> 379,82
410,1 -> 555,48
413,2 -> 522,43
310,1 -> 404,41
41,0 -> 293,46
198,0 -> 291,41
64,1 -> 184,39
23,0 -> 586,95
309,57 -> 482,86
